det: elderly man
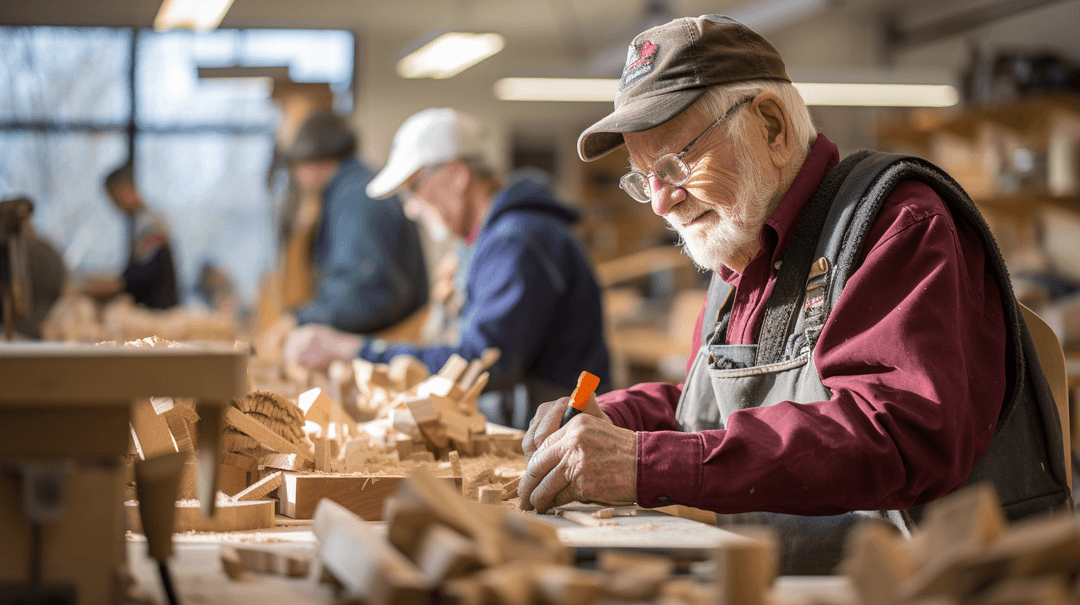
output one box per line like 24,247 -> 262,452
519,15 -> 1069,573
286,108 -> 610,429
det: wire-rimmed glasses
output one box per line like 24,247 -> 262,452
619,96 -> 754,203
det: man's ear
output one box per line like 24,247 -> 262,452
444,160 -> 471,196
750,92 -> 796,169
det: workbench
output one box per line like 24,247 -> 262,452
0,342 -> 248,604
125,508 -> 857,604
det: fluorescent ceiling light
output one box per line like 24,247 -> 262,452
793,83 -> 959,107
494,78 -> 959,107
397,33 -> 505,79
154,0 -> 235,31
727,0 -> 830,33
494,78 -> 619,102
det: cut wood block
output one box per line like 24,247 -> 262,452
532,564 -> 603,605
130,397 -> 178,459
384,498 -> 441,560
457,372 -> 489,414
220,545 -> 311,578
437,354 -> 469,382
443,408 -> 486,445
716,530 -> 778,605
476,562 -> 537,605
153,396 -> 200,423
479,486 -> 502,505
415,524 -> 481,584
917,483 -> 1004,568
392,407 -> 419,437
225,407 -> 312,463
220,452 -> 259,472
405,395 -> 439,425
125,499 -> 274,533
298,386 -> 356,430
260,452 -> 312,471
314,499 -> 432,605
592,507 -> 615,519
233,471 -> 283,502
352,358 -> 397,391
314,437 -> 330,472
416,375 -> 462,400
388,354 -> 429,391
600,550 -> 674,601
500,476 -> 521,501
217,463 -> 250,497
280,472 -> 407,520
458,360 -> 484,391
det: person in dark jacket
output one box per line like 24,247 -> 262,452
283,110 -> 428,334
84,161 -> 180,309
285,108 -> 611,429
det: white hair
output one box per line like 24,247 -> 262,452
691,79 -> 817,155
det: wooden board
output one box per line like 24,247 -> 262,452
279,473 -> 406,520
130,397 -> 178,459
279,473 -> 463,521
234,471 -> 283,502
125,499 -> 275,533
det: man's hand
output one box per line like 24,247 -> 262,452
283,323 -> 364,370
517,413 -> 637,513
522,394 -> 607,462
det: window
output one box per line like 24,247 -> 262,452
0,26 -> 354,305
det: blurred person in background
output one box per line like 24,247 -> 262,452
284,108 -> 611,429
273,110 -> 428,338
0,196 -> 66,339
83,161 -> 180,309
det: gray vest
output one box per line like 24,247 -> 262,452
675,151 -> 1071,574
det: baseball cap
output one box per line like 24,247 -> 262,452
367,108 -> 491,200
578,14 -> 789,162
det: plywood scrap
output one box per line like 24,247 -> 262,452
220,545 -> 310,579
233,471 -> 283,502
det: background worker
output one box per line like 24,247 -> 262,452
285,108 -> 611,429
279,110 -> 428,335
83,161 -> 180,309
518,15 -> 1069,574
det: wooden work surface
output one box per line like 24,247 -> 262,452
0,342 -> 248,404
126,514 -> 856,604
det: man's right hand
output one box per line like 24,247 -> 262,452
283,323 -> 364,370
522,394 -> 608,462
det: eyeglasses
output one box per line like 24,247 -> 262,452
619,96 -> 755,204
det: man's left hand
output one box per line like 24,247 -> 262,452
518,414 -> 637,513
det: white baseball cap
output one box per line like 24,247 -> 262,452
366,108 -> 491,200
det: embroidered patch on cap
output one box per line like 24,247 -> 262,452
620,40 -> 657,91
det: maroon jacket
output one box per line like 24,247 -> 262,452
599,134 -> 1008,515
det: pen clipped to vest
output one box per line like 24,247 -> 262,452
560,371 -> 601,427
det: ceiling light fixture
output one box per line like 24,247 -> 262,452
494,78 -> 959,107
154,0 -> 235,31
397,32 -> 505,79
493,78 -> 619,102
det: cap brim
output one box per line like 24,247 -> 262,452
366,155 -> 424,200
577,88 -> 708,162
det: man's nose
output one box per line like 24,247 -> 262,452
650,176 -> 686,216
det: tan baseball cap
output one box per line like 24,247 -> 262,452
577,15 -> 789,162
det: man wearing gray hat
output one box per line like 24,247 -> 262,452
281,110 -> 428,335
519,15 -> 1068,573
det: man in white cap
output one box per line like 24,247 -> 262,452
285,108 -> 611,429
517,15 -> 1068,574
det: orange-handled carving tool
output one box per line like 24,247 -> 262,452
560,371 -> 601,427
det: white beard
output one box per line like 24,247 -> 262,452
671,142 -> 777,273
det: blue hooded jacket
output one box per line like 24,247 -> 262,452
357,169 -> 611,428
295,156 -> 428,333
